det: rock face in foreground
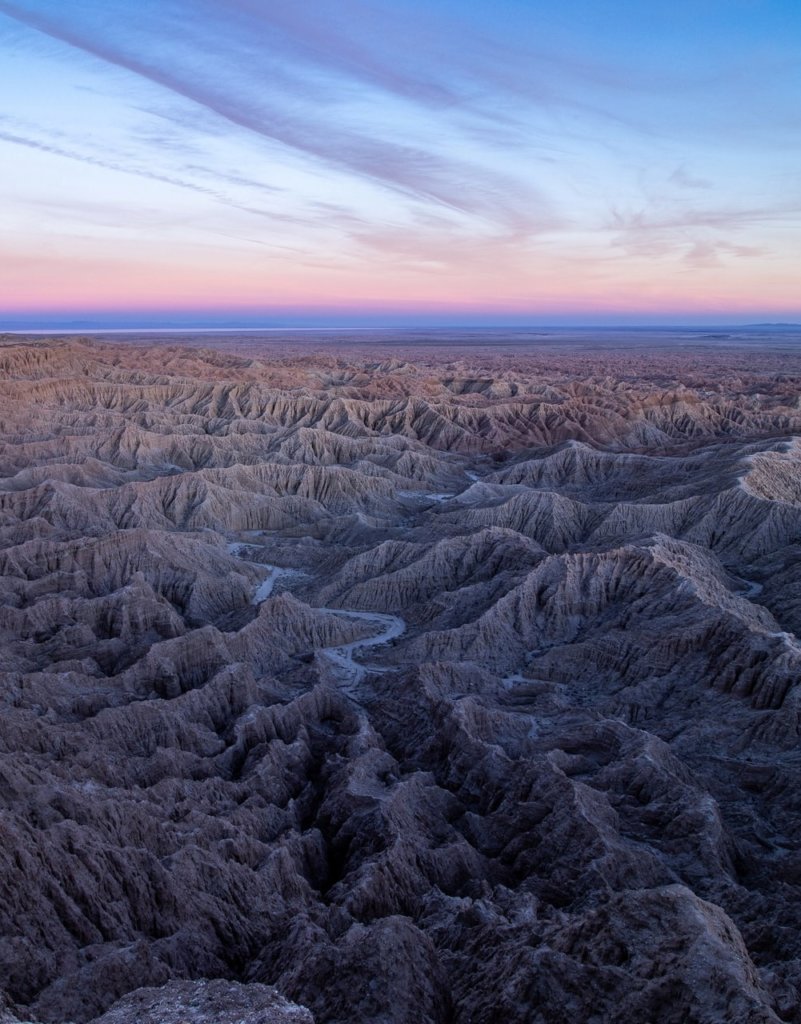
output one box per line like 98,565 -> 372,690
2,981 -> 313,1024
91,980 -> 314,1024
2,333 -> 801,1023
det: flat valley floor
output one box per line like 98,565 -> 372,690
2,330 -> 801,1023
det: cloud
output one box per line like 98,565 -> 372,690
605,200 -> 798,268
682,240 -> 766,269
0,120 -> 299,233
610,201 -> 801,236
0,123 -> 221,198
0,0 -> 559,233
214,0 -> 464,109
180,165 -> 283,194
669,166 -> 713,190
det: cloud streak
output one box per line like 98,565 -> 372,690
0,122 -> 220,199
0,0 -> 559,234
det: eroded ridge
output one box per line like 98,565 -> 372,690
2,333 -> 801,1024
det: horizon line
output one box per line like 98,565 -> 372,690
3,323 -> 801,336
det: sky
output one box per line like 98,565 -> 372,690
0,0 -> 799,328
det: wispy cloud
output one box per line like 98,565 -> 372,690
216,0 -> 465,109
682,240 -> 766,269
610,201 -> 801,236
0,0 -> 558,231
606,200 -> 801,268
0,121 -> 221,199
669,166 -> 713,191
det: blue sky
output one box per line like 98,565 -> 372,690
0,0 -> 799,326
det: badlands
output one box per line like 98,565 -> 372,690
2,329 -> 801,1023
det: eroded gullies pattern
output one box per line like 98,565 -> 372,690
2,334 -> 801,1023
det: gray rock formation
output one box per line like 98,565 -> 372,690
2,981 -> 313,1024
2,332 -> 801,1023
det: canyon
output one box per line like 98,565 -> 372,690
1,330 -> 801,1023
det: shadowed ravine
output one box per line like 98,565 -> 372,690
3,333 -> 801,1024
